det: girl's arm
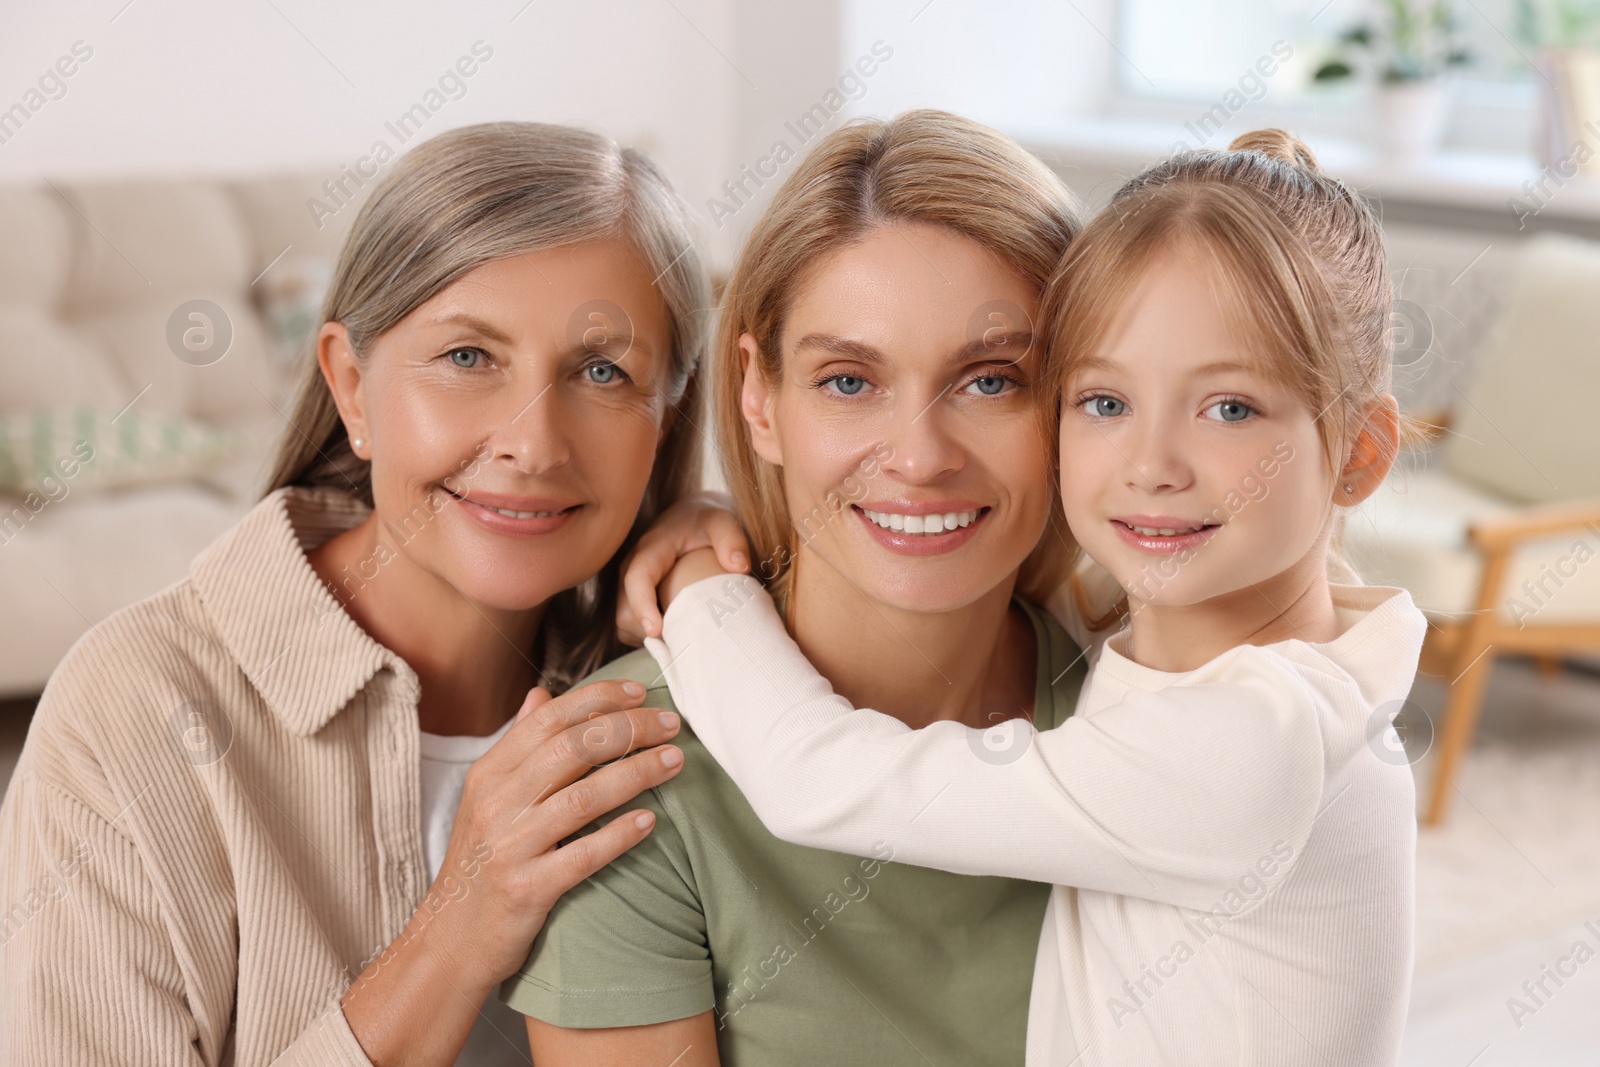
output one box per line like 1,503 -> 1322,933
648,574 -> 1325,910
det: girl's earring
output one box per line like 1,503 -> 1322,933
1343,484 -> 1354,494
352,437 -> 365,452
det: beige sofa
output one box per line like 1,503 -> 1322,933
0,174 -> 355,697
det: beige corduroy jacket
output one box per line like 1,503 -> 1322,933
0,487 -> 438,1066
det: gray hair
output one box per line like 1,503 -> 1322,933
267,121 -> 711,689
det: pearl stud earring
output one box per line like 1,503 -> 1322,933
351,437 -> 365,451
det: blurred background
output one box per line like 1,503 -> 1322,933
1,0 -> 1597,1060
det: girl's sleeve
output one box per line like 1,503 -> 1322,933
647,574 -> 1325,910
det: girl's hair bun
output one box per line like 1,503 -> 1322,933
1227,128 -> 1320,172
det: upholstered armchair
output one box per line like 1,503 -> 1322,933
1346,233 -> 1600,825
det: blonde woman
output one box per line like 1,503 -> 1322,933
0,122 -> 708,1066
503,110 -> 1087,1066
632,131 -> 1423,1065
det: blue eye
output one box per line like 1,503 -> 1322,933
1205,399 -> 1254,422
1081,395 -> 1126,417
586,361 -> 621,384
969,375 -> 1009,396
828,375 -> 866,396
447,348 -> 483,369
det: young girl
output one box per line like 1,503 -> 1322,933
626,130 -> 1424,1065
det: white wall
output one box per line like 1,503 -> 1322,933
840,0 -> 1111,131
0,0 -> 740,253
0,0 -> 1110,268
701,0 -> 1114,255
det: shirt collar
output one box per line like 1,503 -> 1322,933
190,486 -> 418,738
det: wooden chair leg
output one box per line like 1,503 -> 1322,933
1424,643 -> 1497,826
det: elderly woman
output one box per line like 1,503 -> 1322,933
0,121 -> 709,1066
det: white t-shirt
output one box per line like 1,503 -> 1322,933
648,576 -> 1426,1066
418,717 -> 532,1067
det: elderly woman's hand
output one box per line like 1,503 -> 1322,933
340,678 -> 682,1064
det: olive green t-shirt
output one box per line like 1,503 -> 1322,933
500,600 -> 1087,1066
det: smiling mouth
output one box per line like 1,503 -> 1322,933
444,489 -> 577,519
1115,520 -> 1219,537
857,506 -> 987,535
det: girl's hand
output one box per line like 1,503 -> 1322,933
341,680 -> 683,1064
619,491 -> 750,644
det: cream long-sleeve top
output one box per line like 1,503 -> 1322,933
648,575 -> 1427,1067
0,486 -> 443,1066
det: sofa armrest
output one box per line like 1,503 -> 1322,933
1467,499 -> 1600,554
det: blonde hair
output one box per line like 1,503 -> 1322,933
1046,129 -> 1407,628
266,121 -> 711,690
714,109 -> 1084,608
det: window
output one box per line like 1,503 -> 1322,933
1111,0 -> 1541,153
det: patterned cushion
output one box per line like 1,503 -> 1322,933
0,408 -> 247,497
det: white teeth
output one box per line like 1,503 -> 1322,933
450,489 -> 564,520
1129,524 -> 1199,536
860,508 -> 981,535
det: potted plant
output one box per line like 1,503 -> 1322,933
1314,0 -> 1471,161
